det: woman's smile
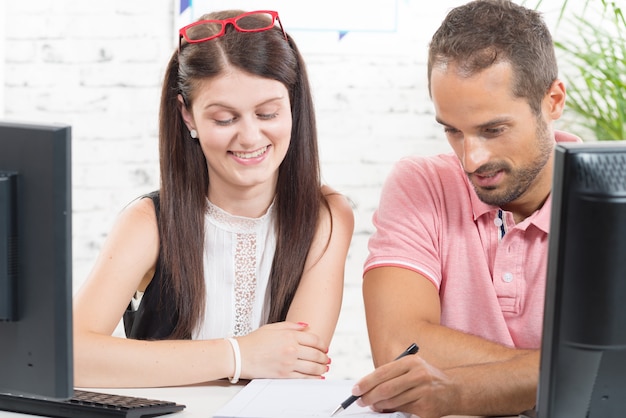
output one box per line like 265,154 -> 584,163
230,145 -> 270,161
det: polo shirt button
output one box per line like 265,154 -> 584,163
503,272 -> 514,283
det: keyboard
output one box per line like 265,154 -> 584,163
0,389 -> 185,418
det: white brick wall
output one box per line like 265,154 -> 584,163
1,0 -> 580,380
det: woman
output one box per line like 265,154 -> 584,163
73,9 -> 354,387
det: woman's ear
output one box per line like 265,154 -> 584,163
178,94 -> 196,132
544,79 -> 566,121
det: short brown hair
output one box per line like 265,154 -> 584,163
428,0 -> 558,115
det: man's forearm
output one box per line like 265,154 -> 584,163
407,321 -> 535,369
443,350 -> 540,416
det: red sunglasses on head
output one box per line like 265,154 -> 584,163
178,10 -> 287,51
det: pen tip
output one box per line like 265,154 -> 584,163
330,405 -> 343,416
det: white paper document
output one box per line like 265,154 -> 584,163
213,379 -> 410,418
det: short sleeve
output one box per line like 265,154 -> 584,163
364,155 -> 456,288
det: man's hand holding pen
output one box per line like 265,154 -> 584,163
347,346 -> 457,418
331,343 -> 419,416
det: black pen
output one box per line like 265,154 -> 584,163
330,343 -> 419,416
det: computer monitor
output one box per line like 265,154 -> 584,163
0,121 -> 73,400
534,141 -> 626,417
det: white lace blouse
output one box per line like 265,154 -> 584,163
192,200 -> 276,340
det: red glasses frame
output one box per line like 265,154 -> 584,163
178,10 -> 287,51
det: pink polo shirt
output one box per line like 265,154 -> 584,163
364,131 -> 581,349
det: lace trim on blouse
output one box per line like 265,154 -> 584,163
206,200 -> 275,337
206,200 -> 273,233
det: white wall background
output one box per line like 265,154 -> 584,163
1,0 -> 592,379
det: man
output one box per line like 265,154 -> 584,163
355,1 -> 581,417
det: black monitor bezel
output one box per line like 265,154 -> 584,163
0,120 -> 73,400
535,141 -> 626,417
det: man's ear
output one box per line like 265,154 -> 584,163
178,94 -> 196,131
544,79 -> 566,121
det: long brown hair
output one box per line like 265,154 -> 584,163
158,10 -> 325,338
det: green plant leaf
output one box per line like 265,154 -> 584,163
553,1 -> 626,140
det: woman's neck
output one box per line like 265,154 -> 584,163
207,185 -> 276,218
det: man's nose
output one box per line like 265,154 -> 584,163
462,135 -> 490,173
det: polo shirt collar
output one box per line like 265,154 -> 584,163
469,185 -> 552,233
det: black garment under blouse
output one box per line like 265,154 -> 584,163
122,191 -> 186,340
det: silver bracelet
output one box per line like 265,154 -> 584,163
225,337 -> 241,384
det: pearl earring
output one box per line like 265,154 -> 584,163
190,129 -> 198,139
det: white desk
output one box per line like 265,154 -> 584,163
0,381 -> 516,418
